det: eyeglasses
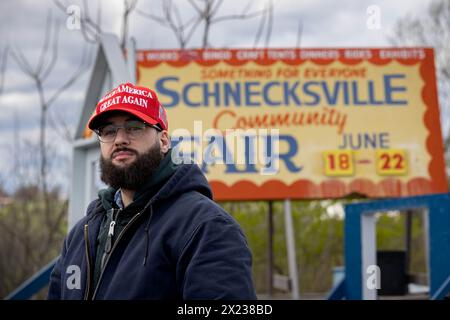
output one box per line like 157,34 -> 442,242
94,120 -> 162,143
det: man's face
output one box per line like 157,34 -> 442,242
97,112 -> 170,190
99,113 -> 161,166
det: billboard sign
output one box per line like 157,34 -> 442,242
128,48 -> 448,200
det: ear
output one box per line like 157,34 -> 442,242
159,130 -> 170,153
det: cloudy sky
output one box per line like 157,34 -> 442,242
0,0 -> 443,194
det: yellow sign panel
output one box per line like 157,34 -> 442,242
323,150 -> 354,177
133,48 -> 447,200
376,149 -> 408,176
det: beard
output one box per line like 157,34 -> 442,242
100,143 -> 164,190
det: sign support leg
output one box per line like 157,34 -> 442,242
284,199 -> 300,299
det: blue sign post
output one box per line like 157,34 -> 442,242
328,193 -> 450,300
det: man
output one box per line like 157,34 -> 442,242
48,82 -> 256,300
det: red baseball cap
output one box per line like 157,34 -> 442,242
88,82 -> 168,131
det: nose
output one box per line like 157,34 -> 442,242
114,127 -> 130,146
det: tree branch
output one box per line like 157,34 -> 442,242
52,0 -> 67,12
296,19 -> 303,48
253,3 -> 267,48
0,46 -> 9,97
47,44 -> 89,107
172,1 -> 184,31
48,107 -> 74,143
53,0 -> 102,43
264,0 -> 273,47
35,11 -> 53,77
138,0 -> 201,49
135,8 -> 168,26
184,16 -> 203,45
188,0 -> 203,15
41,19 -> 61,82
121,0 -> 139,49
10,47 -> 35,78
211,7 -> 266,23
211,0 -> 225,16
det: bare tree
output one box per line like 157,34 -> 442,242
138,0 -> 269,49
0,46 -> 8,97
53,0 -> 103,43
389,0 -> 450,155
253,1 -> 300,49
192,0 -> 268,48
0,113 -> 73,297
48,107 -> 76,144
10,11 -> 88,236
253,3 -> 267,48
54,0 -> 139,50
253,0 -> 274,48
264,0 -> 274,47
136,0 -> 203,49
296,19 -> 303,48
122,0 -> 139,49
0,162 -> 68,298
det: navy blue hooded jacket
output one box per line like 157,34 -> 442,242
47,163 -> 256,300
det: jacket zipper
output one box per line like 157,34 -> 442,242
83,224 -> 92,300
91,205 -> 152,299
101,209 -> 120,269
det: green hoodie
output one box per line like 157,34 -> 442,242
92,149 -> 178,289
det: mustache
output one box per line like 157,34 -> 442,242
111,147 -> 138,159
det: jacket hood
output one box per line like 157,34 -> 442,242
156,163 -> 213,202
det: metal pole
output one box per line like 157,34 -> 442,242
267,201 -> 274,297
405,210 -> 413,284
361,213 -> 377,300
284,199 -> 299,299
422,209 -> 430,285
